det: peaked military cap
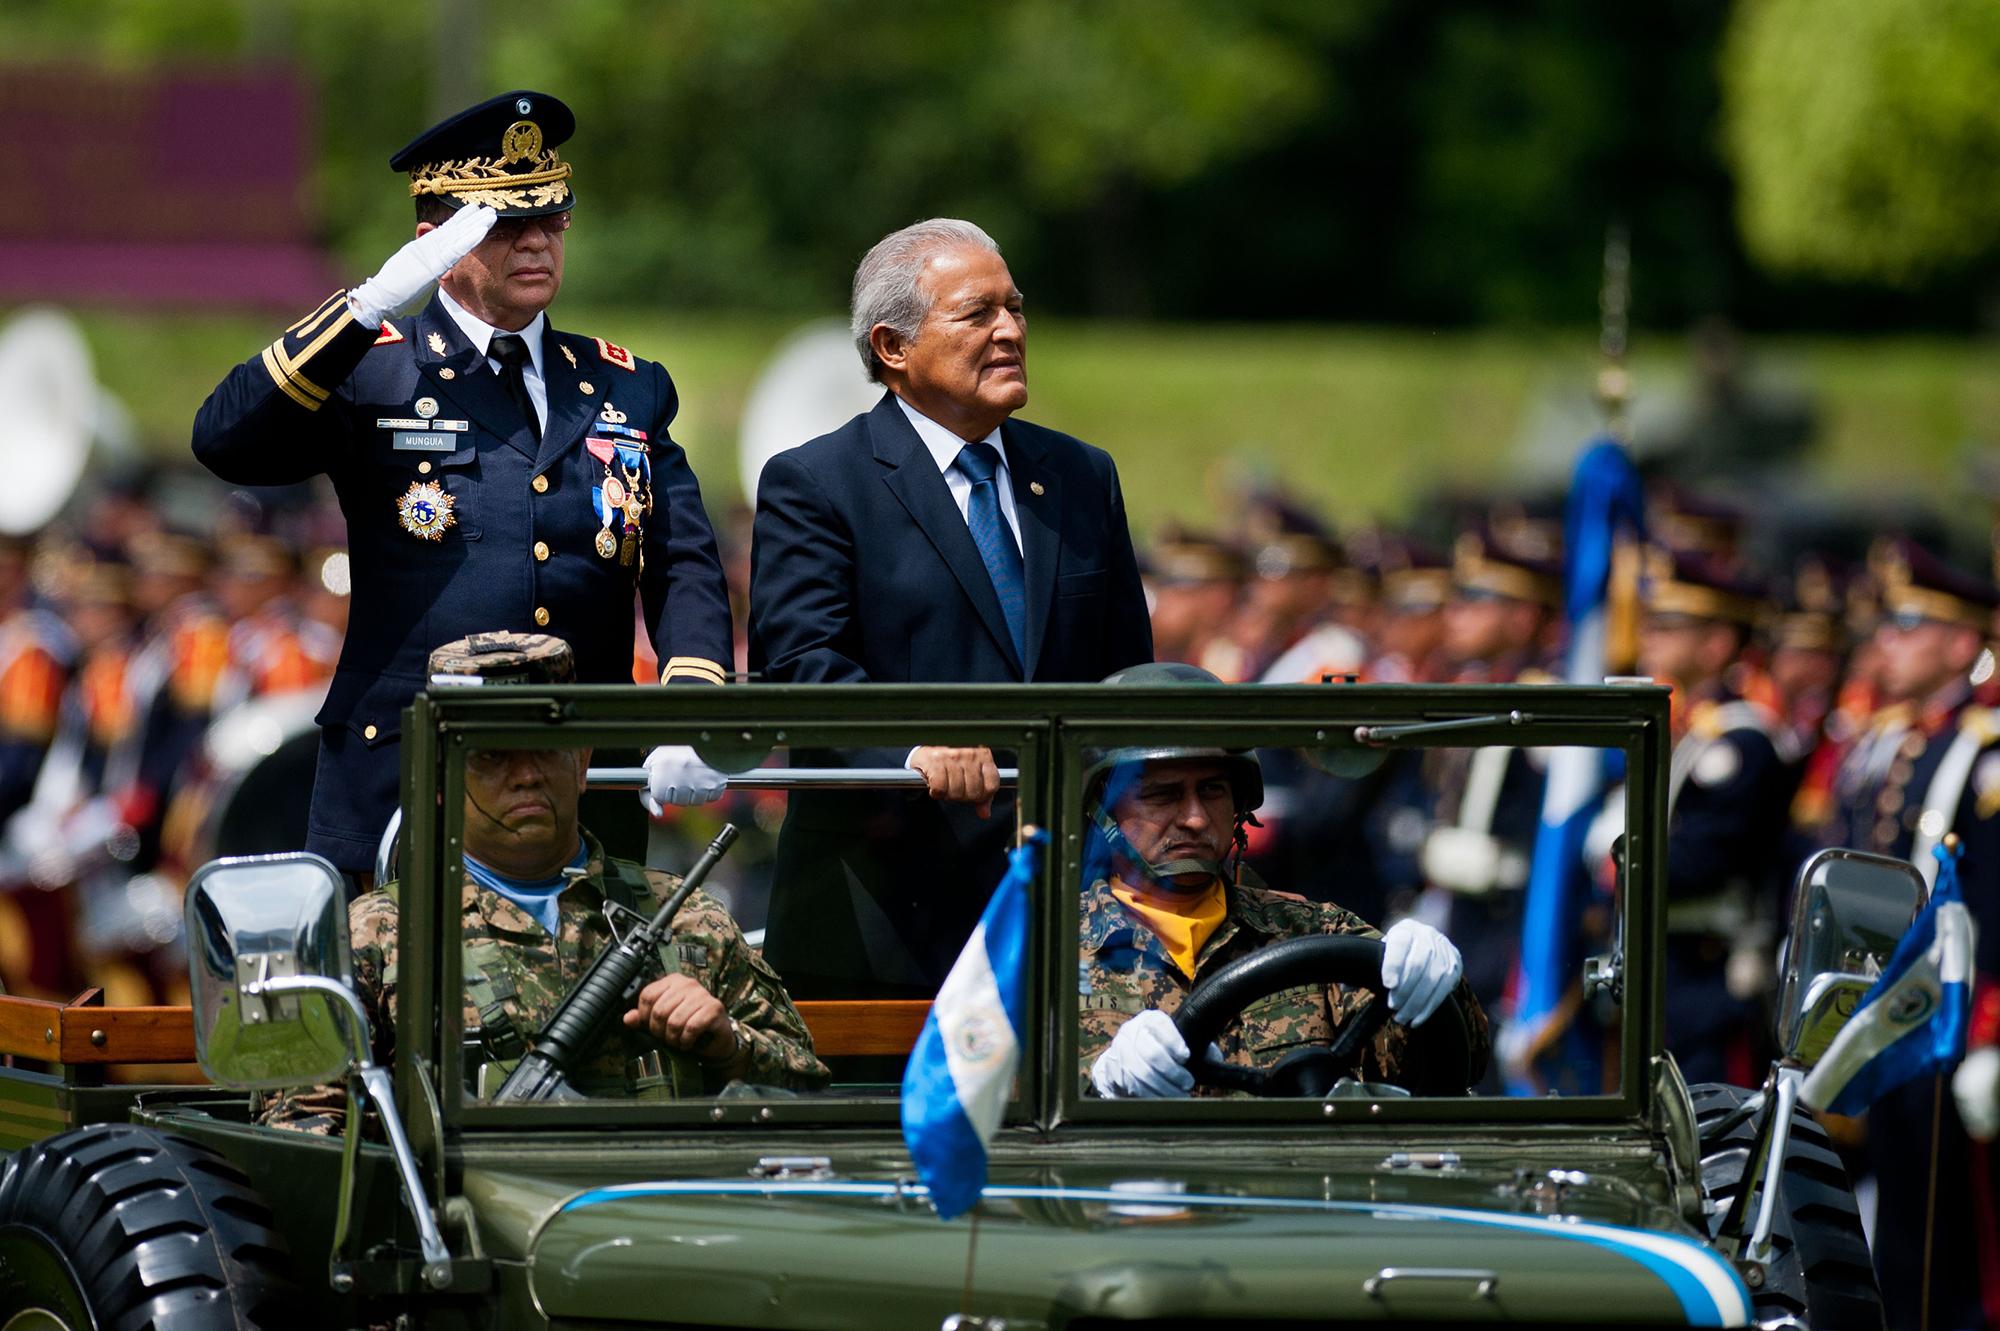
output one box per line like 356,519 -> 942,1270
1453,525 -> 1562,608
427,631 -> 575,686
1144,528 -> 1246,585
1876,538 -> 1999,632
390,90 -> 577,218
1769,556 -> 1849,654
1641,547 -> 1766,626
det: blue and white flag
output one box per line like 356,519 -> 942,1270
1801,840 -> 1975,1115
900,830 -> 1044,1220
1503,438 -> 1643,1095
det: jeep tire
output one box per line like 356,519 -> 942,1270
1692,1082 -> 1884,1330
0,1122 -> 301,1329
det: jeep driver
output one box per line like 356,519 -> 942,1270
1079,668 -> 1490,1098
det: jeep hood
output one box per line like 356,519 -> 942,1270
476,1157 -> 1750,1327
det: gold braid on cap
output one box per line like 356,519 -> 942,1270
407,120 -> 571,211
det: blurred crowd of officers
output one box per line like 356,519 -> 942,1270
1145,479 -> 2000,1323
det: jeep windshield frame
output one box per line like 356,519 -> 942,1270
402,682 -> 1669,1136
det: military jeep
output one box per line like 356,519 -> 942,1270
0,682 -> 1897,1328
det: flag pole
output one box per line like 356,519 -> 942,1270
1923,1071 -> 1942,1331
959,1209 -> 983,1317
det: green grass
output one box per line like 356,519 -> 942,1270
50,305 -> 2000,535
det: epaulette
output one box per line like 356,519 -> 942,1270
1961,706 -> 2000,745
594,337 -> 637,372
1689,700 -> 1724,739
372,322 -> 405,347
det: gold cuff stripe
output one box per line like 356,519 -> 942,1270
286,290 -> 348,335
291,291 -> 352,341
262,342 -> 328,401
288,302 -> 360,372
261,347 -> 323,411
663,657 -> 728,685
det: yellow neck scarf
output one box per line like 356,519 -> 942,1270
1111,875 -> 1227,979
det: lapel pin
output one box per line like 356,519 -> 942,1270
438,367 -> 456,380
1030,481 -> 1045,496
427,331 -> 448,356
580,381 -> 595,395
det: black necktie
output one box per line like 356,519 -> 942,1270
489,333 -> 539,437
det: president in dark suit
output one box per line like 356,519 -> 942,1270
750,218 -> 1152,997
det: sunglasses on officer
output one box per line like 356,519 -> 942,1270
485,212 -> 572,244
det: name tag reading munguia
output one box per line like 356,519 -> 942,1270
391,431 -> 458,452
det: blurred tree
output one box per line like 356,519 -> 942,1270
1723,0 -> 2000,286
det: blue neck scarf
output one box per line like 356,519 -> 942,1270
465,840 -> 589,937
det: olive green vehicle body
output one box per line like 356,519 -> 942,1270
0,682 -> 1759,1327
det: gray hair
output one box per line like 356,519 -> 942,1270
850,218 -> 1002,382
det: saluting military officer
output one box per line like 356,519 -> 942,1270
1818,539 -> 2000,1330
191,91 -> 733,878
1635,549 -> 1799,1086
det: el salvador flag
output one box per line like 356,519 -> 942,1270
900,830 -> 1045,1220
1801,840 -> 1975,1116
1503,438 -> 1643,1095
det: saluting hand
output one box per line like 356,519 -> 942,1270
624,973 -> 738,1062
347,203 -> 499,326
908,745 -> 1001,818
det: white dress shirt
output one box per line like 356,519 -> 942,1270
895,395 -> 1022,553
437,286 -> 548,434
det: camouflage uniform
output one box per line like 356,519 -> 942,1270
1077,874 -> 1490,1095
265,831 -> 827,1129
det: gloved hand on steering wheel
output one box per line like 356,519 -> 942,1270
1380,918 -> 1462,1028
1090,1010 -> 1221,1099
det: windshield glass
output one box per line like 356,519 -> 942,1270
1072,733 -> 1631,1102
434,735 -> 1028,1108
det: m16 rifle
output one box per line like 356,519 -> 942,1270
492,824 -> 739,1103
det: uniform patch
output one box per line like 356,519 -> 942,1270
595,337 -> 637,371
374,322 -> 405,346
1692,739 -> 1740,788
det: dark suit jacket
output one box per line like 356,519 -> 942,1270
749,392 -> 1151,994
192,290 -> 731,869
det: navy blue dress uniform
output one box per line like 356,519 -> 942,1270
190,92 -> 731,872
750,391 -> 1152,996
1639,551 -> 1800,1086
1819,540 -> 2000,1330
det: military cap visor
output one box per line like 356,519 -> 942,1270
390,91 -> 577,219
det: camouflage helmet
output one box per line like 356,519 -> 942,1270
1083,663 -> 1264,813
427,631 -> 575,686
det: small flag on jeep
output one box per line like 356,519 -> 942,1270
900,829 -> 1043,1220
1801,838 -> 1973,1115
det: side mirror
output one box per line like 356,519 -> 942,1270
1774,848 -> 1925,1066
185,852 -> 358,1090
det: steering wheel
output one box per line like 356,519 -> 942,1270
1172,935 -> 1474,1097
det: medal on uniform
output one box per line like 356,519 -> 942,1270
397,480 -> 456,540
595,473 -> 627,559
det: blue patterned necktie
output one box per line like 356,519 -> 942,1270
955,441 -> 1027,669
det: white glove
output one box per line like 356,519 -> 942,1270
1090,1009 -> 1202,1099
347,204 -> 498,326
641,745 -> 728,816
1954,1046 -> 2000,1141
1381,918 -> 1462,1028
